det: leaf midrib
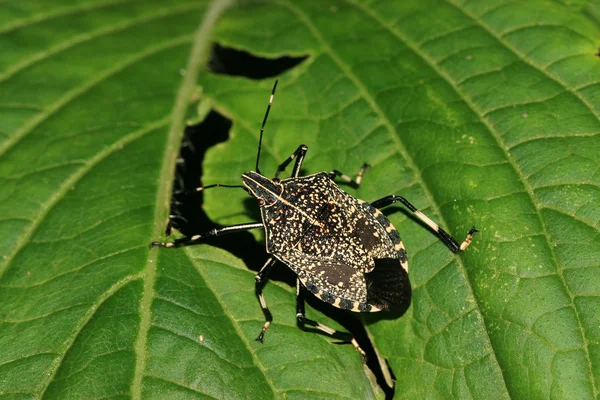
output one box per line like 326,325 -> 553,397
132,1 -> 234,399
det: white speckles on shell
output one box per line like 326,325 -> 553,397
262,172 -> 406,312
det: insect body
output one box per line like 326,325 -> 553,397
243,171 -> 409,314
151,80 -> 478,357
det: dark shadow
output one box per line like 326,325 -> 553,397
167,111 -> 266,272
209,43 -> 308,79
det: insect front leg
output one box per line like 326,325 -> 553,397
175,183 -> 247,194
255,257 -> 277,343
150,222 -> 264,248
371,195 -> 478,252
329,163 -> 371,189
295,280 -> 367,361
274,144 -> 308,180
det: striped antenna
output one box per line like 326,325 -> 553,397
255,79 -> 278,175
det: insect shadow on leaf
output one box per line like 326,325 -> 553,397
151,80 -> 479,365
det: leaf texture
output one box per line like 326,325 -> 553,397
201,1 -> 600,398
1,1 -> 599,399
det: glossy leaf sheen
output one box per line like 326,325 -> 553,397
0,1 -> 599,399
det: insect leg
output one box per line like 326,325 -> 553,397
175,184 -> 247,194
274,144 -> 308,180
329,163 -> 371,189
295,280 -> 366,360
255,257 -> 277,343
371,195 -> 478,253
150,222 -> 264,248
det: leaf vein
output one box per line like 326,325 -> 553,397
143,374 -> 220,399
188,255 -> 280,395
150,323 -> 251,370
132,2 -> 233,399
0,35 -> 191,160
0,3 -> 204,83
0,119 -> 170,281
38,274 -> 140,397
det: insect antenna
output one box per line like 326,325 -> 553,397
255,79 -> 278,175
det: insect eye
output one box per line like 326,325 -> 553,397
258,198 -> 266,207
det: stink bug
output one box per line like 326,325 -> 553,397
151,80 -> 478,357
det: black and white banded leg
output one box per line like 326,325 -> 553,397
255,257 -> 277,342
295,280 -> 367,361
371,195 -> 478,253
274,144 -> 308,181
177,183 -> 246,194
329,163 -> 371,189
150,222 -> 264,248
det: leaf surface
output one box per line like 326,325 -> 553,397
0,1 -> 377,399
201,1 -> 600,399
1,1 -> 600,399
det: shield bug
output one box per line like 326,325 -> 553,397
151,80 -> 478,357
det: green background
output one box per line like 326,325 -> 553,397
1,0 -> 599,398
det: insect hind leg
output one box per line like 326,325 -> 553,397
329,163 -> 370,189
295,280 -> 366,361
371,195 -> 478,253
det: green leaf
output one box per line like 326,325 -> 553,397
201,1 -> 600,399
0,0 -> 379,398
1,1 -> 599,399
